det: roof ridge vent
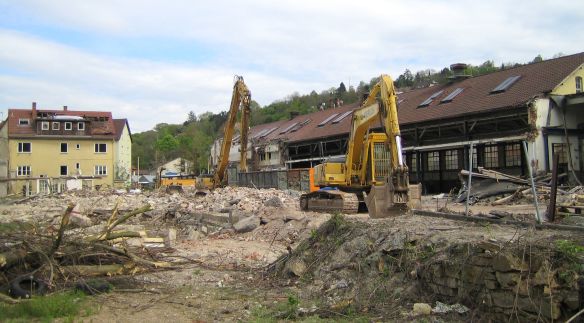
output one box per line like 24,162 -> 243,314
448,63 -> 471,81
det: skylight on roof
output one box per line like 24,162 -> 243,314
440,88 -> 464,103
260,127 -> 278,138
418,90 -> 444,107
331,111 -> 352,124
291,119 -> 311,132
318,113 -> 339,127
491,75 -> 521,93
252,128 -> 268,139
280,122 -> 299,134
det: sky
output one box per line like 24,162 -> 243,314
1,0 -> 583,133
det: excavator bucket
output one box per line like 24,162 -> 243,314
364,183 -> 408,218
365,167 -> 410,218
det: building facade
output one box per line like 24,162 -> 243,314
0,103 -> 132,196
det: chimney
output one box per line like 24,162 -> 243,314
63,105 -> 68,111
448,63 -> 471,81
32,102 -> 37,120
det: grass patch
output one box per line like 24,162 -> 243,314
0,291 -> 94,322
0,221 -> 34,235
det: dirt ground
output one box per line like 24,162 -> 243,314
0,188 -> 580,322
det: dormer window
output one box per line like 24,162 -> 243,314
18,119 -> 30,126
41,122 -> 49,130
78,122 -> 85,131
576,76 -> 583,93
64,122 -> 72,130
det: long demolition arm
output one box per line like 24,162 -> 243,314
344,74 -> 403,184
212,76 -> 251,187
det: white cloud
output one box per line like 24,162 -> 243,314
1,0 -> 583,131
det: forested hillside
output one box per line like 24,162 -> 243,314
132,55 -> 551,173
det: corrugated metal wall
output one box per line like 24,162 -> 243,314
236,169 -> 311,192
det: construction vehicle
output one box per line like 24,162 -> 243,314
299,74 -> 410,218
196,75 -> 251,191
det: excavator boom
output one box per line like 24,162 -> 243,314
211,76 -> 251,188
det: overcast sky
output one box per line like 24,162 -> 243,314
1,0 -> 583,132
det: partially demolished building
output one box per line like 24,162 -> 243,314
214,53 -> 584,193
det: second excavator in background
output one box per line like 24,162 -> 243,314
196,75 -> 251,190
299,74 -> 411,218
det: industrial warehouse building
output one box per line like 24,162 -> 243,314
212,53 -> 584,193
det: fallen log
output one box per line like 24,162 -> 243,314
61,263 -> 142,277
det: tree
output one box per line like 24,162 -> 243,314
156,134 -> 179,162
186,111 -> 197,123
337,82 -> 347,98
531,55 -> 543,63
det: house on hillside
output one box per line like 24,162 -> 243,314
158,157 -> 193,177
0,103 -> 132,196
210,53 -> 584,193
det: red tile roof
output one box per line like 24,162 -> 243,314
6,107 -> 116,139
250,52 -> 584,144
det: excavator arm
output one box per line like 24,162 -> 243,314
212,76 -> 251,188
360,74 -> 409,217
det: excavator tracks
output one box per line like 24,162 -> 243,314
299,190 -> 359,214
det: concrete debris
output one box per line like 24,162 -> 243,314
233,216 -> 260,233
432,301 -> 470,314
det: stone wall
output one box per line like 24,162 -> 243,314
421,241 -> 583,321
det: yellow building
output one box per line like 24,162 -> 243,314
0,103 -> 132,196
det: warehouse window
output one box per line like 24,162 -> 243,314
484,145 -> 499,168
552,143 -> 568,165
444,150 -> 459,170
505,143 -> 521,167
427,151 -> 440,171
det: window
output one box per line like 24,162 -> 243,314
78,122 -> 85,130
64,122 -> 72,130
95,143 -> 107,153
410,153 -> 417,172
261,127 -> 278,138
484,145 -> 499,168
318,113 -> 339,127
60,142 -> 68,153
505,143 -> 521,167
552,143 -> 569,165
418,90 -> 444,107
18,142 -> 31,153
17,166 -> 31,176
576,76 -> 583,93
444,150 -> 459,170
52,122 -> 60,130
18,119 -> 30,126
427,151 -> 440,171
95,165 -> 107,176
60,165 -> 68,176
41,122 -> 49,130
472,146 -> 479,168
76,144 -> 80,150
279,122 -> 299,134
491,75 -> 521,93
440,88 -> 464,103
331,111 -> 352,124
